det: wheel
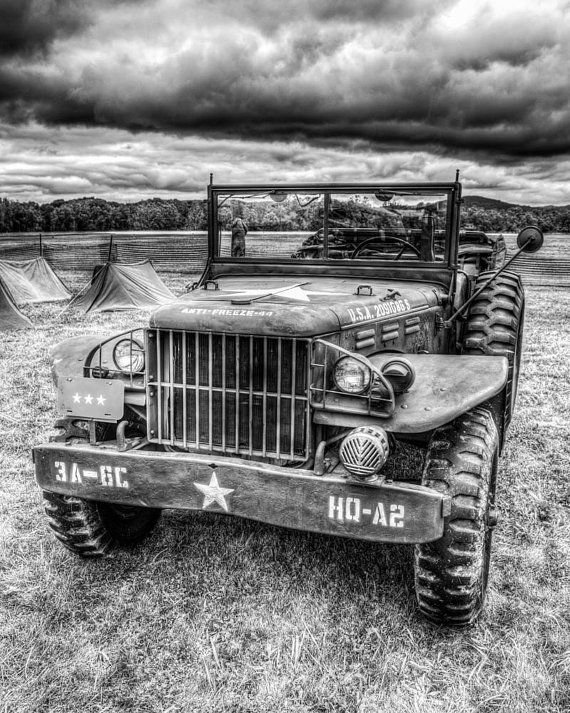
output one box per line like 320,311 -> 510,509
42,491 -> 161,557
461,270 -> 524,433
414,407 -> 499,626
351,236 -> 422,260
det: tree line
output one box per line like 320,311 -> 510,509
0,197 -> 208,233
0,195 -> 569,234
461,203 -> 570,233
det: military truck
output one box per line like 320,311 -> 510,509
33,181 -> 542,626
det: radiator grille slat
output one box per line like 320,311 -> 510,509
221,333 -> 226,452
148,331 -> 310,461
235,336 -> 240,451
195,333 -> 200,444
182,331 -> 188,448
157,330 -> 163,442
169,330 -> 174,446
208,333 -> 213,450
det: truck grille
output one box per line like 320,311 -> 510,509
147,330 -> 311,461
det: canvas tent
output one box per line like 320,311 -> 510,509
69,260 -> 175,312
0,278 -> 33,330
0,257 -> 70,304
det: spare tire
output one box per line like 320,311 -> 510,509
461,270 -> 525,433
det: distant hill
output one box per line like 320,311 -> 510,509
463,195 -> 519,210
464,194 -> 570,212
461,195 -> 570,233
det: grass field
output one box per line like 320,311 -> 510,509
1,269 -> 569,713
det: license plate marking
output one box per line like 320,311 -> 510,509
54,460 -> 129,489
328,495 -> 405,528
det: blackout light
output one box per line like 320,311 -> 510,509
339,426 -> 390,479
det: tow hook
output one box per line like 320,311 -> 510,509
487,508 -> 499,529
116,420 -> 147,452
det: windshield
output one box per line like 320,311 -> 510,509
214,188 -> 451,263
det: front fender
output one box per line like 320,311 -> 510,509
51,334 -> 146,414
314,353 -> 508,433
50,336 -> 108,385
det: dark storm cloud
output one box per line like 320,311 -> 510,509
0,0 -> 90,57
0,0 -> 568,168
214,0 -> 445,29
3,121 -> 568,205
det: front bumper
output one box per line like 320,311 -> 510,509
33,443 -> 449,544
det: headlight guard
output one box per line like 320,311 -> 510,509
311,339 -> 396,418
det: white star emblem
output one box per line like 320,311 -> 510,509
194,472 -> 234,512
227,284 -> 338,303
84,394 -> 93,405
72,392 -> 81,403
96,395 -> 106,406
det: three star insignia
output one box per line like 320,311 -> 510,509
72,392 -> 106,406
194,472 -> 234,512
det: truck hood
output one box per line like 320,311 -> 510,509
150,276 -> 445,336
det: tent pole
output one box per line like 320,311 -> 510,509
54,267 -> 100,318
107,234 -> 114,263
39,233 -> 43,257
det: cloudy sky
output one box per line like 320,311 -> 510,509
1,0 -> 569,205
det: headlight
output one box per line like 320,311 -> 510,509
113,339 -> 145,373
333,356 -> 371,394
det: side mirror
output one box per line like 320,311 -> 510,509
446,224 -> 543,328
517,226 -> 543,253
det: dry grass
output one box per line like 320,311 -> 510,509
0,267 -> 569,713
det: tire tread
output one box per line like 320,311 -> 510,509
414,407 -> 498,626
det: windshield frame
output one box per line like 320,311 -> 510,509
208,182 -> 462,269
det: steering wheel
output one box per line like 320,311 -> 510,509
351,236 -> 422,260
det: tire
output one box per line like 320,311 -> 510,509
43,491 -> 161,557
414,407 -> 499,626
461,270 -> 524,433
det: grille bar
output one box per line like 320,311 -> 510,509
208,332 -> 213,449
157,330 -> 163,441
169,329 -> 174,446
182,329 -> 187,448
147,331 -> 311,461
235,335 -> 240,454
221,333 -> 226,452
276,342 -> 282,457
248,337 -> 251,455
194,332 -> 200,447
262,337 -> 267,458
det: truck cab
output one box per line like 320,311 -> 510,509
34,181 -> 540,626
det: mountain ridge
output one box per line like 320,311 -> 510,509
463,195 -> 570,211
